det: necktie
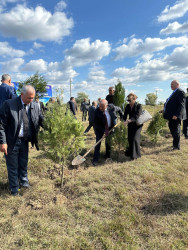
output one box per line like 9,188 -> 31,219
104,112 -> 109,136
23,104 -> 29,140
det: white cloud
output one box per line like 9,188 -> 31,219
1,58 -> 24,72
88,70 -> 106,82
55,1 -> 67,12
160,21 -> 188,34
158,0 -> 188,23
113,36 -> 188,60
45,68 -> 78,84
22,59 -> 47,72
112,46 -> 188,84
165,46 -> 188,67
64,38 -> 111,67
0,5 -> 74,42
33,42 -> 44,49
0,42 -> 25,57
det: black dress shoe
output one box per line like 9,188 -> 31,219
92,161 -> 98,166
11,191 -> 19,196
173,147 -> 180,151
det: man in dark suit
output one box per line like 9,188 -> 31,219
0,74 -> 17,108
92,99 -> 123,166
164,80 -> 186,150
80,98 -> 90,121
183,88 -> 188,139
67,97 -> 76,116
35,96 -> 45,115
0,85 -> 43,196
84,101 -> 97,133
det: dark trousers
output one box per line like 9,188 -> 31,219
5,138 -> 29,193
127,123 -> 142,160
93,132 -> 111,162
82,110 -> 87,121
168,119 -> 181,149
183,119 -> 188,137
84,122 -> 94,133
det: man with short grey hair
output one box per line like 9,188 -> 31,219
0,85 -> 43,195
0,74 -> 17,108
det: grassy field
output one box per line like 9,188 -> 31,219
0,105 -> 187,249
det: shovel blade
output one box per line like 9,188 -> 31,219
72,155 -> 86,166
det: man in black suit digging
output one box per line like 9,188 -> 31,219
163,80 -> 186,150
92,99 -> 123,166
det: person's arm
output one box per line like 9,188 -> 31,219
130,104 -> 142,122
174,91 -> 186,119
114,105 -> 123,119
9,87 -> 17,99
0,102 -> 9,155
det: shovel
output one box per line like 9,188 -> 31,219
72,121 -> 121,165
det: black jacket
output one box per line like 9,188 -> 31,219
123,103 -> 142,124
68,100 -> 76,115
164,88 -> 186,120
0,83 -> 17,108
94,104 -> 123,135
88,106 -> 96,122
0,96 -> 43,153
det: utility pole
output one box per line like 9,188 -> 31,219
70,78 -> 72,99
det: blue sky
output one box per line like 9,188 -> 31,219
0,0 -> 188,103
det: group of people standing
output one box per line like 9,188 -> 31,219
0,73 -> 187,195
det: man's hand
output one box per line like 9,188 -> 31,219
0,144 -> 8,155
172,116 -> 177,120
124,120 -> 129,126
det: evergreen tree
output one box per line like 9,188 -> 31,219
19,72 -> 47,97
113,80 -> 126,110
76,92 -> 89,104
146,112 -> 167,146
145,93 -> 158,106
40,102 -> 85,188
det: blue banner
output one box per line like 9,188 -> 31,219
12,82 -> 52,104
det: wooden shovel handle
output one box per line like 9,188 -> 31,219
83,121 -> 121,158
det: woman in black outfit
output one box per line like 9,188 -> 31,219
123,93 -> 143,160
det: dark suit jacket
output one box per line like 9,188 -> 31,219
0,96 -> 43,153
164,88 -> 186,120
94,104 -> 123,135
68,100 -> 76,115
123,103 -> 142,122
0,83 -> 17,108
88,106 -> 96,122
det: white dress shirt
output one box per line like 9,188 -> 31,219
105,109 -> 111,128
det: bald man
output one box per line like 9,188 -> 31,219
92,99 -> 123,166
164,80 -> 186,150
0,85 -> 43,195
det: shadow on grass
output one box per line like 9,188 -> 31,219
0,181 -> 9,197
141,193 -> 188,215
142,146 -> 173,156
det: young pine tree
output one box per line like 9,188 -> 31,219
146,112 -> 167,146
40,102 -> 85,188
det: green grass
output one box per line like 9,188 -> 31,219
0,106 -> 187,249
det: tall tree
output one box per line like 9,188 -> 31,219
113,80 -> 126,109
19,72 -> 47,97
76,92 -> 89,104
145,93 -> 158,106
